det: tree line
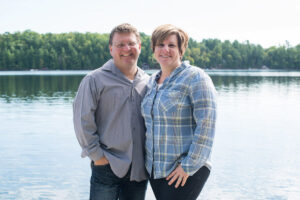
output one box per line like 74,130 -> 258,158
0,30 -> 299,70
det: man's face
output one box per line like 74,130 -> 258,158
109,32 -> 141,69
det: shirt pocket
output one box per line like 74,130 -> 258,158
159,90 -> 181,113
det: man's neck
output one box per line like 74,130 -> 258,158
118,64 -> 138,81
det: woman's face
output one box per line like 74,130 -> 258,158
154,34 -> 181,70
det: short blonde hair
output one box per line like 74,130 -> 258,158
109,23 -> 140,45
151,24 -> 189,57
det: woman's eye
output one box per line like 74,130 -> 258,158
169,44 -> 175,48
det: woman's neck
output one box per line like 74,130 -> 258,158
158,62 -> 182,84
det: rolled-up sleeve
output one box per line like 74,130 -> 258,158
73,75 -> 104,162
181,71 -> 217,175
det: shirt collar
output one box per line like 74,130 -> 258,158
170,62 -> 188,78
101,59 -> 120,75
154,62 -> 188,85
101,59 -> 145,82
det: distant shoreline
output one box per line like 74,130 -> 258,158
1,69 -> 300,78
1,31 -> 300,71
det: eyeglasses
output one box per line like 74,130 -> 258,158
113,42 -> 138,49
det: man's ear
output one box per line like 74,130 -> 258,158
109,45 -> 113,56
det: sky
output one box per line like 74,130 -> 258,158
1,0 -> 300,48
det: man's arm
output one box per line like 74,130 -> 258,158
73,75 -> 105,162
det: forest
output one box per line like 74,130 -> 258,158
0,30 -> 299,70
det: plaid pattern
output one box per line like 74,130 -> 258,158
141,63 -> 217,178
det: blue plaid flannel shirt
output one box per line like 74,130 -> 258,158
141,62 -> 217,178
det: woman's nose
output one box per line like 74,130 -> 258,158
161,45 -> 169,52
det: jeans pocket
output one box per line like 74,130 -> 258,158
93,163 -> 110,168
90,163 -> 119,200
91,163 -> 118,185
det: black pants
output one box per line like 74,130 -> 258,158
150,166 -> 210,200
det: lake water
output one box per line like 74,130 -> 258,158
0,70 -> 300,200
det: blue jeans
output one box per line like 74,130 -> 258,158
90,162 -> 148,200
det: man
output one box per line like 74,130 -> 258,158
73,23 -> 149,200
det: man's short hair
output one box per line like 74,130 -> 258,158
151,24 -> 189,57
109,23 -> 141,45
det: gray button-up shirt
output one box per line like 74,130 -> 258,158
73,59 -> 149,181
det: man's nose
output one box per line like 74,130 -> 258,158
122,44 -> 131,51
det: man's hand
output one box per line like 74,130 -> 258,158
166,165 -> 189,188
94,156 -> 109,166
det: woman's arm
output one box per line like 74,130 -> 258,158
180,70 -> 217,175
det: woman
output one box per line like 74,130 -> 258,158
141,24 -> 217,200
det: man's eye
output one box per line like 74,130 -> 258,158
128,42 -> 136,46
116,44 -> 124,48
158,44 -> 164,47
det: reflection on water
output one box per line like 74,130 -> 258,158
1,73 -> 299,100
0,71 -> 300,200
0,75 -> 83,102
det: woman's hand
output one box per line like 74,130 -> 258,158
166,164 -> 189,188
